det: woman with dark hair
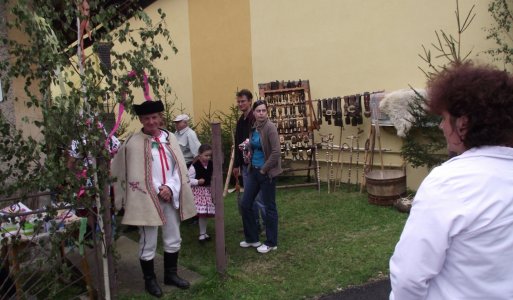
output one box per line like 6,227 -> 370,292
390,63 -> 513,300
239,100 -> 282,254
427,63 -> 513,149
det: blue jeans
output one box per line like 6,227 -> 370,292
241,167 -> 278,247
241,165 -> 266,231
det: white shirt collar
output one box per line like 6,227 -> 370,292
445,146 -> 513,165
177,127 -> 189,135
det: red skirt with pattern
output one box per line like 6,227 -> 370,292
192,185 -> 215,217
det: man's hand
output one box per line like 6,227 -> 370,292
233,167 -> 240,178
198,179 -> 205,185
158,185 -> 172,202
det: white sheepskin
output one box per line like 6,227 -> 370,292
379,88 -> 427,138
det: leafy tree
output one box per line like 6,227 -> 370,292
486,0 -> 513,68
0,0 -> 176,296
400,89 -> 445,169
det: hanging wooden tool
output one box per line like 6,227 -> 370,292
222,144 -> 235,197
315,145 -> 321,194
259,80 -> 319,190
360,138 -> 370,193
346,135 -> 355,190
223,129 -> 237,197
375,114 -> 385,173
328,133 -> 335,193
360,125 -> 374,193
333,127 -> 344,190
354,128 -> 363,187
321,135 -> 331,193
368,91 -> 385,172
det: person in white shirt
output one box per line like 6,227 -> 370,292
390,63 -> 513,300
173,114 -> 201,167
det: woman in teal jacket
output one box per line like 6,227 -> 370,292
239,100 -> 282,254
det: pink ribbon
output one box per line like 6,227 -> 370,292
77,169 -> 88,198
78,0 -> 91,66
105,70 -> 152,149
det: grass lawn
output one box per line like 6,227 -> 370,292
119,181 -> 408,300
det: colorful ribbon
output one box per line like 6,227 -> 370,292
105,70 -> 152,149
78,0 -> 91,66
77,168 -> 88,198
154,136 -> 170,184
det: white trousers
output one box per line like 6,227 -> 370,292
139,200 -> 181,261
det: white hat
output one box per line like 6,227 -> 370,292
173,114 -> 190,122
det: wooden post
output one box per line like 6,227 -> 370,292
211,123 -> 227,274
98,155 -> 117,298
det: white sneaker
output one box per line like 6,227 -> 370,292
198,233 -> 211,242
240,241 -> 261,248
257,244 -> 277,253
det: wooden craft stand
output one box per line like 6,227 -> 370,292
258,80 -> 320,190
0,195 -> 95,300
0,229 -> 94,300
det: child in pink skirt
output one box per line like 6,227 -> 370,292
188,144 -> 215,242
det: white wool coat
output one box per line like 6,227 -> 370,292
111,129 -> 197,226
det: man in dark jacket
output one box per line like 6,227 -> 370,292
232,89 -> 265,232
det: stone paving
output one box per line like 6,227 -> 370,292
115,236 -> 202,295
69,235 -> 202,297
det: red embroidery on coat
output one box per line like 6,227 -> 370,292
145,139 -> 166,223
128,181 -> 147,194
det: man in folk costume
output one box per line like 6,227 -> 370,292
111,100 -> 197,298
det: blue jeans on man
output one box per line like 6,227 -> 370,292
241,167 -> 278,247
241,165 -> 266,232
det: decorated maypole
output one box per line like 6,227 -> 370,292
77,0 -> 113,298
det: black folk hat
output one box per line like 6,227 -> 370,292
133,100 -> 164,116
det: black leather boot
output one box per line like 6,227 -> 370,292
140,259 -> 163,298
164,252 -> 190,289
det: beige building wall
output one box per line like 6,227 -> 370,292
9,0 -> 504,190
96,0 -> 255,134
118,0 -> 255,133
249,0 -> 498,189
123,0 -> 255,132
146,0 -> 194,116
188,0 -> 254,122
121,0 -> 194,135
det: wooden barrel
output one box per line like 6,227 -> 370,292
365,170 -> 406,206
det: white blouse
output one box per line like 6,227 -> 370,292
390,146 -> 513,300
150,130 -> 180,209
